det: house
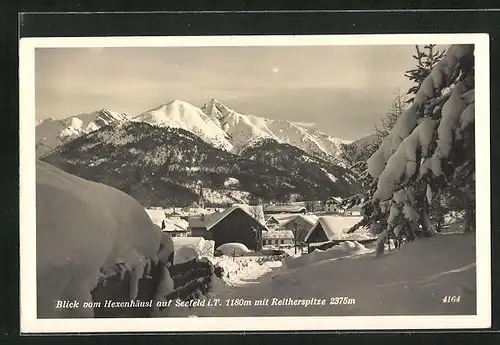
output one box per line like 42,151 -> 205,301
161,217 -> 189,237
324,198 -> 342,213
144,209 -> 189,237
262,230 -> 295,246
232,204 -> 266,225
279,214 -> 319,243
187,205 -> 267,251
304,216 -> 365,244
179,202 -> 213,221
265,215 -> 281,229
264,205 -> 307,215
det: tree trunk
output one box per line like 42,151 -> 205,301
434,203 -> 444,233
375,226 -> 391,257
464,203 -> 475,233
419,201 -> 431,233
406,221 -> 417,241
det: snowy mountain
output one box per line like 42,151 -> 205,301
41,122 -> 362,207
36,108 -> 130,157
134,100 -> 234,151
200,98 -> 348,161
36,99 -> 349,163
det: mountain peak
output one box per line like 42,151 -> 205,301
201,98 -> 234,120
166,99 -> 188,106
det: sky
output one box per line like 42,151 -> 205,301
34,44 -> 448,141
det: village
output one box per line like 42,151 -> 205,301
144,189 -> 379,288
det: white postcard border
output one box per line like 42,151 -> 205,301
19,33 -> 491,333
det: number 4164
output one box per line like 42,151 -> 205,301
442,296 -> 461,303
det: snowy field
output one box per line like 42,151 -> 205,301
168,233 -> 476,317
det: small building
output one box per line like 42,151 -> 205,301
324,198 -> 342,213
304,216 -> 364,244
262,230 -> 295,246
188,205 -> 267,251
279,214 -> 319,243
265,215 -> 281,229
271,213 -> 300,227
264,205 -> 307,215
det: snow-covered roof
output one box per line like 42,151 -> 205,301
269,213 -> 299,225
264,205 -> 306,213
232,204 -> 266,225
304,216 -> 366,242
144,208 -> 167,227
265,215 -> 280,224
325,197 -> 342,205
188,205 -> 268,231
303,214 -> 320,224
278,214 -> 318,229
262,230 -> 295,239
162,223 -> 186,232
345,204 -> 362,212
179,204 -> 213,216
162,216 -> 188,231
145,209 -> 189,231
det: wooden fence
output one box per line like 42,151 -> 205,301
91,256 -> 216,318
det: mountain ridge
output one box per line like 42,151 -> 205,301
36,108 -> 130,157
41,121 -> 362,207
36,99 -> 350,163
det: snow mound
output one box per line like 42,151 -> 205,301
211,256 -> 282,286
172,237 -> 215,264
36,161 -> 170,317
170,234 -> 477,317
217,243 -> 252,256
174,247 -> 200,265
281,241 -> 370,272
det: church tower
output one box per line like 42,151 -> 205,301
198,182 -> 205,209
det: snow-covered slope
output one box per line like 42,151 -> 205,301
201,98 -> 347,160
37,99 -> 348,162
169,233 -> 476,318
134,100 -> 233,151
36,108 -> 130,157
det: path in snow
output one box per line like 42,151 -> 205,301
168,234 -> 476,317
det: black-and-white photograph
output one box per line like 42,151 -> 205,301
20,34 -> 490,332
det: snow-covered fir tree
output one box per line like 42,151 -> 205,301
341,49 -> 444,232
404,44 -> 447,104
345,44 -> 475,257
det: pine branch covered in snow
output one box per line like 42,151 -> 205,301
366,44 -> 475,255
346,44 -> 475,254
